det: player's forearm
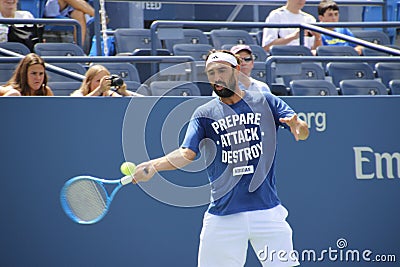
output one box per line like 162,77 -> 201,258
151,148 -> 196,171
263,35 -> 297,51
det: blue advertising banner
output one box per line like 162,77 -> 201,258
0,96 -> 398,266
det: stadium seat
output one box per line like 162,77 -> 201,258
374,62 -> 400,87
361,44 -> 400,56
0,42 -> 31,55
281,62 -> 326,87
149,81 -> 201,96
221,44 -> 268,62
253,30 -> 263,46
98,63 -> 141,83
124,81 -> 147,93
164,29 -> 210,53
389,79 -> 400,95
209,29 -> 256,49
339,79 -> 388,95
270,45 -> 313,56
125,48 -> 171,83
18,0 -> 43,18
326,62 -> 375,87
172,44 -> 213,61
47,81 -> 81,96
289,80 -> 338,96
47,63 -> 86,82
34,43 -> 86,56
251,62 -> 267,83
0,63 -> 17,82
316,46 -> 359,56
113,28 -> 162,54
352,30 -> 391,45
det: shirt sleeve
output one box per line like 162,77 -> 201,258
343,28 -> 357,47
262,11 -> 280,47
180,109 -> 206,154
265,94 -> 296,129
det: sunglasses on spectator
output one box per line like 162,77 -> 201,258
240,57 -> 253,62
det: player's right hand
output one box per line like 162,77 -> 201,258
132,162 -> 155,183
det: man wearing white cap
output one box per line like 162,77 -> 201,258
230,44 -> 271,94
133,49 -> 309,267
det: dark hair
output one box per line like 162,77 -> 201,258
318,0 -> 339,16
5,53 -> 50,96
205,49 -> 241,67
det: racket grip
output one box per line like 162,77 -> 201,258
121,175 -> 133,185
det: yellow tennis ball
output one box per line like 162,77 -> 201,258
120,162 -> 136,176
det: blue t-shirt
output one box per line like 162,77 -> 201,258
181,91 -> 295,216
321,28 -> 356,47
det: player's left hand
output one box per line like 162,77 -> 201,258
279,114 -> 305,141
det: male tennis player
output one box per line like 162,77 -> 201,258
133,49 -> 309,266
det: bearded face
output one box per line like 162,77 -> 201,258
206,62 -> 238,98
212,71 -> 237,98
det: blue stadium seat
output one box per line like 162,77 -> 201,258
361,44 -> 400,56
209,29 -> 256,49
352,30 -> 391,45
124,81 -> 147,93
18,0 -> 44,18
0,63 -> 17,82
251,62 -> 267,83
389,79 -> 400,95
270,45 -> 313,56
126,48 -> 171,83
253,30 -> 263,46
339,79 -> 388,95
164,29 -> 210,53
281,62 -> 325,87
289,80 -> 338,96
114,28 -> 162,55
149,81 -> 201,96
172,44 -> 213,61
34,43 -> 86,56
0,42 -> 31,55
47,81 -> 81,96
316,46 -> 359,56
99,63 -> 141,83
47,63 -> 86,82
221,44 -> 268,62
374,62 -> 400,87
326,62 -> 375,87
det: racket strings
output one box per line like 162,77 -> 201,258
65,179 -> 108,222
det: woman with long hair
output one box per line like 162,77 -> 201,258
1,53 -> 53,96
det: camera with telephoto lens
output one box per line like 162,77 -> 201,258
107,74 -> 124,87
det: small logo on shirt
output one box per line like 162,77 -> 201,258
233,165 -> 254,176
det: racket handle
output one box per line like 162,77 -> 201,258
120,175 -> 133,185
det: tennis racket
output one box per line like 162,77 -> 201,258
60,174 -> 133,224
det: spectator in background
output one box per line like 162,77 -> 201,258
0,0 -> 34,19
44,0 -> 96,46
71,64 -> 141,97
317,0 -> 363,55
0,0 -> 35,43
262,0 -> 321,52
1,53 -> 53,96
230,45 -> 271,94
0,86 -> 21,96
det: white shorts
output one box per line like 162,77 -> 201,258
198,205 -> 300,267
